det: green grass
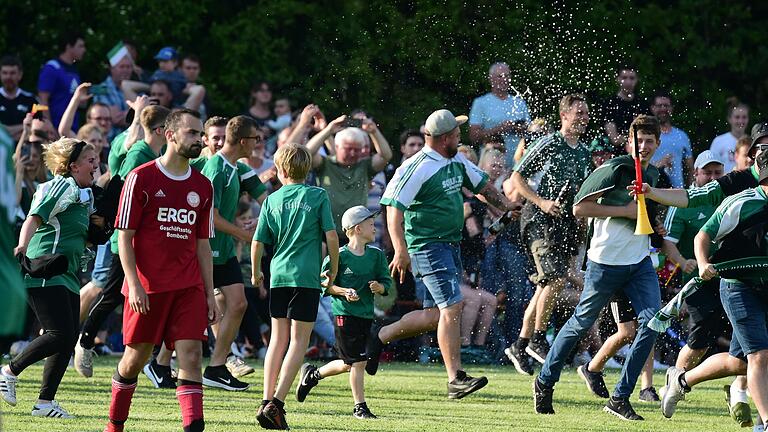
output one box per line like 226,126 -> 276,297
1,357 -> 744,431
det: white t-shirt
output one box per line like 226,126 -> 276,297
710,132 -> 737,173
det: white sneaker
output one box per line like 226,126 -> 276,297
226,355 -> 255,378
31,400 -> 74,419
73,341 -> 95,378
0,369 -> 17,406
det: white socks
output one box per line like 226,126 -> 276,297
730,384 -> 748,406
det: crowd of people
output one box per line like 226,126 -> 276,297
0,33 -> 767,431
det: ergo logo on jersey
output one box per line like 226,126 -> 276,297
157,207 -> 197,225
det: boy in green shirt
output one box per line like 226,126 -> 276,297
252,143 -> 339,430
295,205 -> 392,419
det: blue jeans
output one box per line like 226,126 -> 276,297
480,236 -> 533,344
410,242 -> 463,309
721,279 -> 768,356
313,296 -> 336,345
90,243 -> 112,288
539,257 -> 660,398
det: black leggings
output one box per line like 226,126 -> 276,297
9,286 -> 79,401
80,253 -> 124,349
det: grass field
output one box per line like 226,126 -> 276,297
0,357 -> 746,431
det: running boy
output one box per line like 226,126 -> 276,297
295,205 -> 392,419
251,143 -> 339,430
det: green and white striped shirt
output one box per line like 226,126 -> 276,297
380,146 -> 488,253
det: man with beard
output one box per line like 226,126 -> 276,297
105,109 -> 218,432
368,109 -> 521,399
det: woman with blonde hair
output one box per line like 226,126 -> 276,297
0,138 -> 99,420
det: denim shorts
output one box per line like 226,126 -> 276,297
90,243 -> 113,288
410,242 -> 463,309
720,279 -> 768,356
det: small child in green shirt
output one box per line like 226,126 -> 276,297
251,143 -> 339,430
294,205 -> 393,419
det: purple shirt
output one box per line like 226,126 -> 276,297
37,59 -> 81,130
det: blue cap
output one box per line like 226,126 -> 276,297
154,46 -> 178,61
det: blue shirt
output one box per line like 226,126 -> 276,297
37,59 -> 81,129
469,92 -> 530,167
649,126 -> 692,188
94,76 -> 128,141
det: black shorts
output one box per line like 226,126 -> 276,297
269,287 -> 320,322
334,315 -> 373,365
213,256 -> 243,289
610,291 -> 636,324
686,278 -> 731,350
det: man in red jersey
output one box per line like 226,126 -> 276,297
105,108 -> 219,432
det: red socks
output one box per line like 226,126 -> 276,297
176,382 -> 204,431
108,371 -> 137,431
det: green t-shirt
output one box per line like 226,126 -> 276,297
107,130 -> 129,174
254,183 -> 335,289
701,187 -> 768,250
192,155 -> 266,200
109,140 -> 160,253
380,147 -> 489,253
574,155 -> 660,265
25,176 -> 93,294
663,203 -> 717,283
686,165 -> 760,208
515,131 -> 593,205
321,244 -> 392,319
316,156 -> 378,235
202,153 -> 241,265
0,126 -> 26,336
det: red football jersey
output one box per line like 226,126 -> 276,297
116,160 -> 214,294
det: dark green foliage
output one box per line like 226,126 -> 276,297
1,0 -> 764,152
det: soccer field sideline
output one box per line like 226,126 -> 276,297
1,358 -> 740,431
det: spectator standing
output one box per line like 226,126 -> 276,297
469,62 -> 531,168
37,33 -> 85,129
0,55 -> 38,140
180,54 -> 210,121
369,109 -> 521,399
306,112 -> 393,241
734,136 -> 753,171
2,138 -> 99,419
602,66 -> 645,151
649,91 -> 693,188
710,98 -> 749,173
93,42 -> 134,139
246,81 -> 273,132
505,94 -> 593,370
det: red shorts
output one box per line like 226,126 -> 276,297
123,286 -> 208,350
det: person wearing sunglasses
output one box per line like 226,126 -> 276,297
200,115 -> 267,391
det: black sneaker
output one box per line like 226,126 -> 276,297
260,401 -> 289,430
525,338 -> 550,364
604,396 -> 644,421
505,345 -> 534,376
142,359 -> 176,389
638,386 -> 660,403
203,365 -> 250,391
533,377 -> 555,414
296,363 -> 319,402
256,403 -> 277,430
577,365 -> 609,398
447,370 -> 488,399
353,402 -> 377,419
365,329 -> 385,376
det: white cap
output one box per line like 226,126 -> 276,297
424,109 -> 468,136
341,206 -> 379,231
694,150 -> 725,169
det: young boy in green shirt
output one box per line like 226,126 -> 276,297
251,143 -> 339,430
295,205 -> 392,419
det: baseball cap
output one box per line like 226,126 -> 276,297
154,46 -> 178,61
424,109 -> 468,137
341,205 -> 379,231
693,150 -> 725,169
750,122 -> 768,153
